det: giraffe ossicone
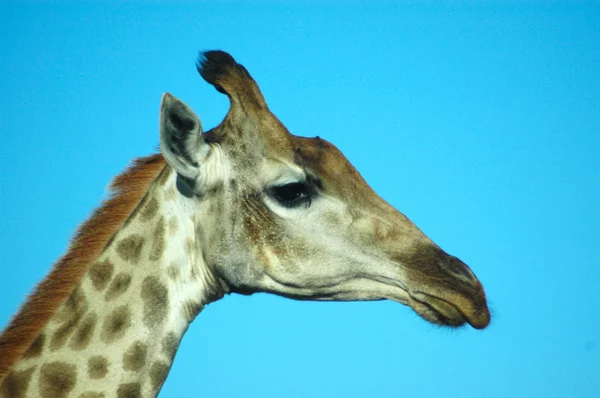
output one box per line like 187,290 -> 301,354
0,50 -> 490,397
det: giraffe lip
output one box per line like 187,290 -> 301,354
409,291 -> 489,329
371,275 -> 490,329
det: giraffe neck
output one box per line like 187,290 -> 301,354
1,167 -> 225,398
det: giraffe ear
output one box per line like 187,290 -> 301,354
159,93 -> 208,180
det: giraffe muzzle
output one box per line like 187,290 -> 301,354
408,287 -> 490,329
394,244 -> 491,329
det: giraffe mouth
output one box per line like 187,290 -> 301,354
374,273 -> 490,329
407,291 -> 490,329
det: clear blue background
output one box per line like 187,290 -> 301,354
1,2 -> 598,397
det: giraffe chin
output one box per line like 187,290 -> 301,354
407,292 -> 491,330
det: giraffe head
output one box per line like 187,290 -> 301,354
160,51 -> 490,329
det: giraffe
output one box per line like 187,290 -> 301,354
0,50 -> 490,397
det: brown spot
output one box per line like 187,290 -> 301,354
70,312 -> 97,350
141,277 -> 169,328
105,273 -> 132,302
117,382 -> 141,398
168,216 -> 178,235
116,235 -> 145,264
88,356 -> 108,379
88,260 -> 114,291
149,217 -> 166,261
39,362 -> 76,398
79,392 -> 105,398
122,341 -> 148,371
0,366 -> 35,398
101,305 -> 132,343
149,361 -> 170,392
51,287 -> 88,351
54,286 -> 87,323
162,332 -> 179,361
22,333 -> 45,358
166,265 -> 179,281
140,197 -> 159,222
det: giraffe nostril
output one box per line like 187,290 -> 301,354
446,255 -> 477,282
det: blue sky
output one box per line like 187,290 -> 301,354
1,2 -> 599,397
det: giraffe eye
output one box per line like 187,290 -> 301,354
270,182 -> 314,208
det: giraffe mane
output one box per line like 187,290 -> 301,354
0,153 -> 167,381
